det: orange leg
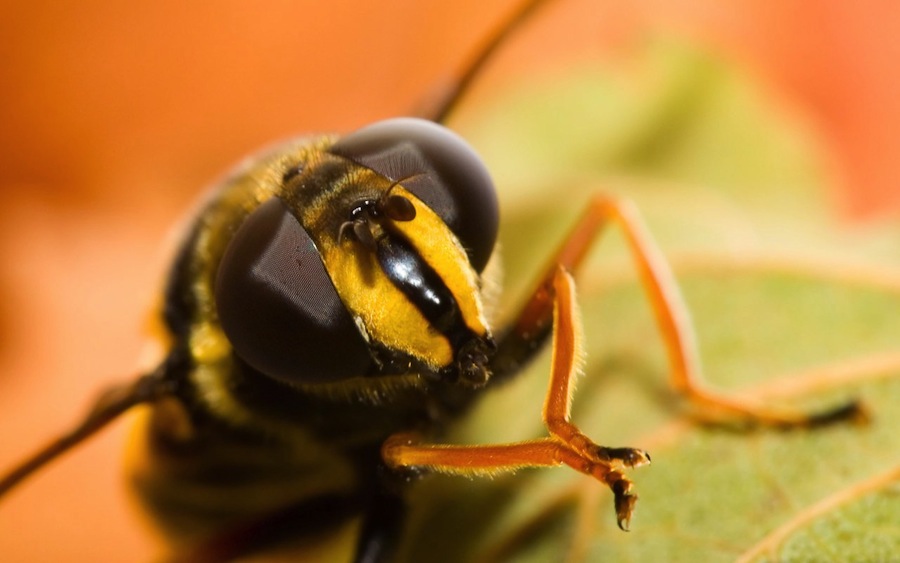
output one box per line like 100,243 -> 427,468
383,267 -> 650,530
495,195 -> 864,427
383,195 -> 864,530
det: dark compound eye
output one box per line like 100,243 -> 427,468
214,197 -> 371,384
329,117 -> 498,272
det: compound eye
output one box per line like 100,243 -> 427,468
330,117 -> 498,272
214,197 -> 371,384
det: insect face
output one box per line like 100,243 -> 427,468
214,118 -> 498,389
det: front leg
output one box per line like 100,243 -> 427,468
491,195 -> 865,427
382,267 -> 650,530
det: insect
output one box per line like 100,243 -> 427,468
0,1 -> 866,561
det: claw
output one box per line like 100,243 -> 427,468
612,478 -> 638,531
805,399 -> 871,428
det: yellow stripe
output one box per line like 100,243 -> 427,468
388,186 -> 489,338
317,184 -> 488,372
321,235 -> 454,370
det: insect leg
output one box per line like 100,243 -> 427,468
352,480 -> 408,563
493,195 -> 866,428
383,267 -> 649,530
0,361 -> 175,499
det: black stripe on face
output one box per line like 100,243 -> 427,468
375,235 -> 468,348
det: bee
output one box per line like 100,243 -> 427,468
0,0 -> 865,561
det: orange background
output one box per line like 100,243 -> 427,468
1,0 -> 898,560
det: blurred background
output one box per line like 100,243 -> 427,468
1,0 -> 898,560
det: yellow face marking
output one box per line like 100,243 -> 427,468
317,185 -> 488,372
386,186 -> 489,338
321,237 -> 454,371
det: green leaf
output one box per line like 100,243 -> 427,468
397,39 -> 900,562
